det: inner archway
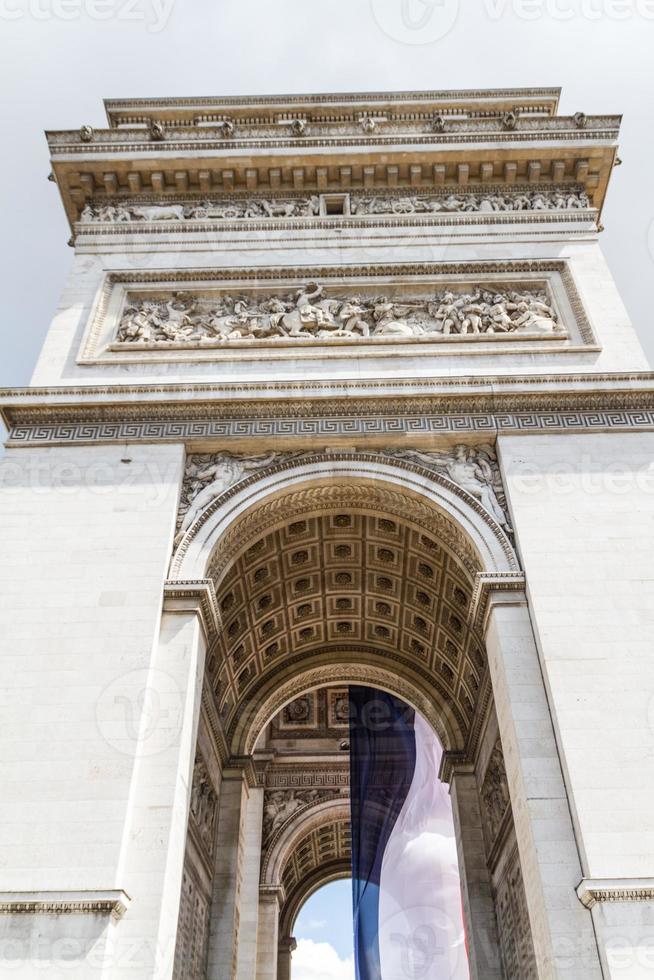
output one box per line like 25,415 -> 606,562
260,683 -> 470,980
291,880 -> 354,980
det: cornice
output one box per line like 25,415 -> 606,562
0,890 -> 131,921
162,579 -> 221,644
47,88 -> 619,228
2,372 -> 654,412
48,117 -> 620,154
576,878 -> 654,909
103,87 -> 562,122
4,374 -> 654,446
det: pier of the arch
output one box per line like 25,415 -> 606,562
164,455 -> 600,980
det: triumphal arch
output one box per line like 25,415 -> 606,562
1,87 -> 654,979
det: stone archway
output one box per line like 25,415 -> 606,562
165,450 -> 594,980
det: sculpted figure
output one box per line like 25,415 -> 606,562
431,292 -> 465,334
263,790 -> 321,839
486,293 -> 518,333
176,452 -> 283,541
336,297 -> 370,337
118,303 -> 159,342
156,297 -> 202,341
388,445 -> 511,531
511,293 -> 560,333
371,297 -> 423,336
459,295 -> 486,334
272,284 -> 334,336
445,445 -> 509,528
129,203 -> 187,222
391,197 -> 420,214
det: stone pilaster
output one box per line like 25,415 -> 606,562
207,758 -> 263,980
255,887 -> 282,980
106,581 -> 217,979
449,766 -> 503,980
482,583 -> 603,980
277,937 -> 297,980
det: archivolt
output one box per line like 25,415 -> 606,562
171,454 -> 519,581
236,663 -> 459,757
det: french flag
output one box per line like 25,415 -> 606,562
349,686 -> 469,980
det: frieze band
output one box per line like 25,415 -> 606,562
7,408 -> 654,447
78,188 -> 592,224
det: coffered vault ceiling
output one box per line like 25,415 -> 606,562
207,507 -> 489,749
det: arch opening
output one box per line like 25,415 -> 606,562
291,880 -> 354,980
172,461 -> 534,980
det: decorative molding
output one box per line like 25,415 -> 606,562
470,573 -> 528,634
576,878 -> 654,909
48,115 -> 620,154
193,474 -> 507,581
0,890 -> 131,921
72,207 -> 599,241
174,448 -> 514,559
3,370 -> 652,404
103,87 -> 562,116
162,579 -> 221,643
11,408 -> 654,448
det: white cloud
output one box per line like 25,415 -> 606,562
292,939 -> 355,980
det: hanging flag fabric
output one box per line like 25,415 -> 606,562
349,686 -> 469,980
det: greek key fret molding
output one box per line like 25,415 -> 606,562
576,879 -> 654,909
8,408 -> 654,448
0,890 -> 131,921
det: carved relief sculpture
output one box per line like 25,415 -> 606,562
78,188 -> 590,223
116,283 -> 562,346
189,756 -> 218,858
175,447 -> 513,545
176,451 -> 303,541
383,446 -> 512,531
481,740 -> 511,842
262,788 -> 342,843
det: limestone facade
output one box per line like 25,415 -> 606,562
1,87 -> 653,980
